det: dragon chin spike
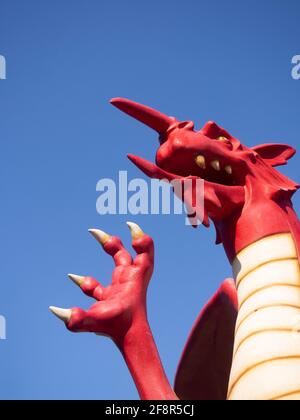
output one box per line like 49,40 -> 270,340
110,97 -> 177,135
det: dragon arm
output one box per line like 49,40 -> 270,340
50,223 -> 178,400
121,318 -> 178,400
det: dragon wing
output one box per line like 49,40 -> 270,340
174,279 -> 238,400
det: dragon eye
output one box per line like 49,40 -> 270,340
217,136 -> 228,142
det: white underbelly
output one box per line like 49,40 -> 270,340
228,233 -> 300,400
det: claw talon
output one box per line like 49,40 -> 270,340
49,306 -> 72,323
89,229 -> 110,246
68,274 -> 85,287
127,222 -> 144,240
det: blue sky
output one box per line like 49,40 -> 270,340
0,0 -> 299,400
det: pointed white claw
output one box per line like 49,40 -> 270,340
195,155 -> 206,170
89,229 -> 110,246
225,165 -> 233,175
68,274 -> 85,287
211,160 -> 221,171
49,306 -> 72,323
127,222 -> 144,240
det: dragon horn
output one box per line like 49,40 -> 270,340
110,97 -> 177,135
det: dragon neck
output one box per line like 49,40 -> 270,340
216,173 -> 300,399
217,171 -> 300,262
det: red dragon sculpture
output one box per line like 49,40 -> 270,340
51,98 -> 300,400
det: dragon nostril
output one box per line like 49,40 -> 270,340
178,122 -> 188,129
159,134 -> 167,144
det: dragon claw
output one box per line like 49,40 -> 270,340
49,306 -> 72,323
68,274 -> 85,287
127,222 -> 144,240
88,229 -> 110,246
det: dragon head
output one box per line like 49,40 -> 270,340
111,98 -> 299,255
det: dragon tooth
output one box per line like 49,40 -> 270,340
225,165 -> 233,175
195,155 -> 206,170
211,160 -> 221,171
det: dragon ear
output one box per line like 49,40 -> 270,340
252,143 -> 296,167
